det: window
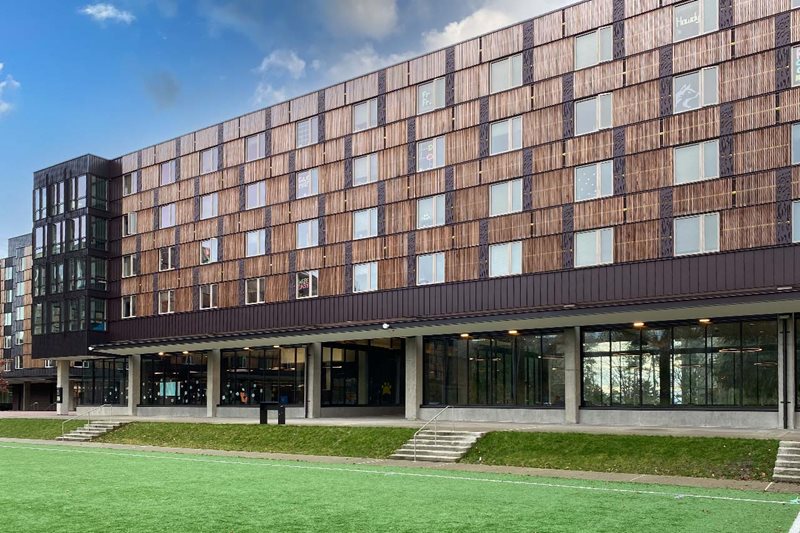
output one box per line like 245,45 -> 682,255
49,181 -> 65,216
3,313 -> 10,326
575,161 -> 613,202
575,93 -> 613,135
4,267 -> 12,281
794,201 -> 800,243
200,193 -> 218,220
15,281 -> 24,297
66,299 -> 85,331
490,54 -> 523,93
89,259 -> 108,291
674,0 -> 718,42
160,203 -> 176,228
67,215 -> 87,251
90,176 -> 108,210
353,98 -> 378,132
353,208 -> 378,240
575,228 -> 614,268
296,219 -> 319,249
417,136 -> 446,172
14,331 -> 23,346
490,116 -> 523,155
674,67 -> 718,113
200,238 -> 218,264
246,229 -> 266,257
200,284 -> 218,309
353,153 -> 378,186
15,306 -> 24,322
33,187 -> 47,220
90,299 -> 107,331
158,290 -> 175,315
122,254 -> 139,278
793,46 -> 800,87
159,246 -> 176,271
68,258 -> 85,292
245,277 -> 266,304
3,337 -> 10,349
353,262 -> 378,293
673,140 -> 719,184
221,347 -> 305,406
296,168 -> 319,198
793,123 -> 800,164
418,77 -> 445,114
4,289 -> 11,301
246,181 -> 266,209
489,179 -> 523,216
245,133 -> 266,162
68,174 -> 87,210
490,241 -> 522,277
121,296 -> 136,319
296,116 -> 319,148
33,265 -> 46,296
417,195 -> 446,228
50,220 -> 65,255
34,226 -> 46,258
575,26 -> 613,70
296,270 -> 319,299
200,148 -> 218,174
417,252 -> 445,285
122,212 -> 137,236
160,160 -> 176,185
122,173 -> 137,196
51,262 -> 64,294
14,355 -> 22,370
795,0 -> 800,8
674,212 -> 720,255
33,304 -> 44,335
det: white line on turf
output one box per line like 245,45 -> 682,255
0,443 -> 794,507
789,509 -> 800,533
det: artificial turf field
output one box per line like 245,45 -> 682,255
1,443 -> 798,533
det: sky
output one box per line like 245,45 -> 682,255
0,0 -> 574,256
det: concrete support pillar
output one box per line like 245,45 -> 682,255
358,351 -> 369,405
564,326 -> 581,424
127,355 -> 141,416
55,360 -> 70,415
207,349 -> 221,418
405,336 -> 423,421
779,316 -> 795,430
306,343 -> 322,418
22,382 -> 30,411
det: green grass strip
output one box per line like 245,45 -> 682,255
461,431 -> 779,480
0,418 -> 83,440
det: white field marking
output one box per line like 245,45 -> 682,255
765,482 -> 774,492
0,443 -> 794,507
790,509 -> 800,533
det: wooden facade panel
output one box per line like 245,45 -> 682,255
325,107 -> 351,140
735,18 -> 775,58
779,87 -> 800,124
721,204 -> 776,250
409,50 -> 446,85
663,107 -> 720,147
720,52 -> 775,103
672,30 -> 731,74
733,126 -> 790,175
673,178 -> 733,216
624,8 -> 672,56
481,25 -> 524,62
155,140 -> 176,164
565,130 -> 614,167
625,0 -> 659,17
614,221 -> 659,263
223,118 -> 239,142
416,108 -> 452,139
525,106 -> 563,147
455,38 -> 481,70
625,120 -> 661,154
290,93 -> 318,121
489,86 -> 531,121
531,77 -> 563,111
386,86 -> 415,124
481,153 -> 523,184
446,127 -> 480,165
534,10 -> 563,46
736,171 -> 776,207
625,149 -> 671,193
454,65 -> 488,104
733,93 -> 776,133
378,258 -> 407,290
532,207 -> 563,236
453,187 -> 489,223
574,196 -> 625,231
240,110 -> 266,137
565,0 -> 613,36
385,63 -> 408,92
734,0 -> 789,26
626,191 -> 660,222
533,169 -> 572,209
524,235 -> 562,273
625,50 -> 659,86
195,126 -> 218,151
325,84 -> 346,111
445,247 -> 479,282
415,226 -> 452,254
574,61 -> 624,100
534,39 -> 574,81
613,80 -> 660,127
488,212 -> 531,243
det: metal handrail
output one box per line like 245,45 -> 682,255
61,404 -> 112,438
413,405 -> 454,461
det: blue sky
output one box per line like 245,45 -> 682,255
0,0 -> 572,255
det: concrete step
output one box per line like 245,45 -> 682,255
775,461 -> 800,468
396,444 -> 472,452
774,474 -> 800,483
389,453 -> 463,463
774,466 -> 800,474
391,430 -> 483,463
394,447 -> 466,456
55,435 -> 91,442
410,438 -> 478,446
779,441 -> 800,449
416,431 -> 483,437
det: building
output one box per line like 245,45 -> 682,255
24,0 -> 800,429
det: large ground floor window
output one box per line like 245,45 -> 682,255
582,318 -> 778,408
321,339 -> 404,407
141,353 -> 207,406
221,347 -> 305,406
423,331 -> 566,407
79,357 -> 128,406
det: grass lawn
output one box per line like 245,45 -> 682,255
461,432 -> 778,480
0,442 -> 797,533
96,422 -> 415,458
0,419 -> 82,440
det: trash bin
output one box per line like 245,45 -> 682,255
277,404 -> 286,425
259,402 -> 286,425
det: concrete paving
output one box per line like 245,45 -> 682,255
1,436 -> 797,494
4,410 -> 800,440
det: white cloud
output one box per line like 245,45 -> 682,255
326,44 -> 412,83
423,0 -> 572,50
80,3 -> 136,24
0,63 -> 20,117
253,82 -> 288,106
324,0 -> 398,40
255,50 -> 307,80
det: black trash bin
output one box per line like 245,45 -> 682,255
259,402 -> 286,425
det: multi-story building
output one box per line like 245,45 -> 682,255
25,0 -> 800,429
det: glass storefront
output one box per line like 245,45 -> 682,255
221,347 -> 305,406
141,353 -> 208,406
321,339 -> 403,407
582,318 -> 778,408
423,331 -> 566,407
79,357 -> 128,405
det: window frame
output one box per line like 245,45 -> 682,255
296,219 -> 319,249
673,66 -> 719,114
246,229 -> 266,257
489,179 -> 523,217
489,53 -> 523,94
416,136 -> 446,172
160,160 -> 176,186
245,133 -> 266,162
416,252 -> 446,286
417,77 -> 446,114
674,212 -> 720,256
489,116 -> 523,155
199,284 -> 218,310
673,0 -> 719,43
122,212 -> 138,236
352,208 -> 378,240
353,98 -> 378,132
673,139 -> 720,184
245,181 -> 267,209
296,168 -> 319,198
416,194 -> 446,229
200,238 -> 219,265
121,253 -> 138,278
353,153 -> 379,186
574,93 -> 613,136
158,290 -> 175,315
296,116 -> 319,148
296,270 -> 319,299
574,26 -> 613,70
489,241 -> 523,278
353,262 -> 378,293
200,192 -> 219,220
574,227 -> 615,268
121,295 -> 136,319
159,203 -> 176,229
245,277 -> 266,305
574,160 -> 614,202
159,246 -> 176,272
200,147 -> 218,175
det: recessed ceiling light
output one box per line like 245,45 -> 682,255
633,322 -> 645,328
182,351 -> 189,355
508,330 -> 519,335
273,345 -> 280,349
460,333 -> 470,338
243,347 -> 250,351
157,352 -> 165,356
699,318 -> 711,324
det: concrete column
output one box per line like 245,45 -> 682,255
788,317 -> 796,430
55,360 -> 70,415
22,382 -> 30,411
405,336 -> 423,420
306,343 -> 322,418
207,349 -> 221,418
127,355 -> 141,416
779,316 -> 796,430
563,326 -> 581,424
358,351 -> 369,405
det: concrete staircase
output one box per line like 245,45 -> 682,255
56,421 -> 126,442
773,441 -> 800,483
390,430 -> 484,463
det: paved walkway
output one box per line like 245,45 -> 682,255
1,436 -> 797,495
3,410 -> 800,440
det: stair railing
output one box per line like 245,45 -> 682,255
61,404 -> 112,438
413,405 -> 453,461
